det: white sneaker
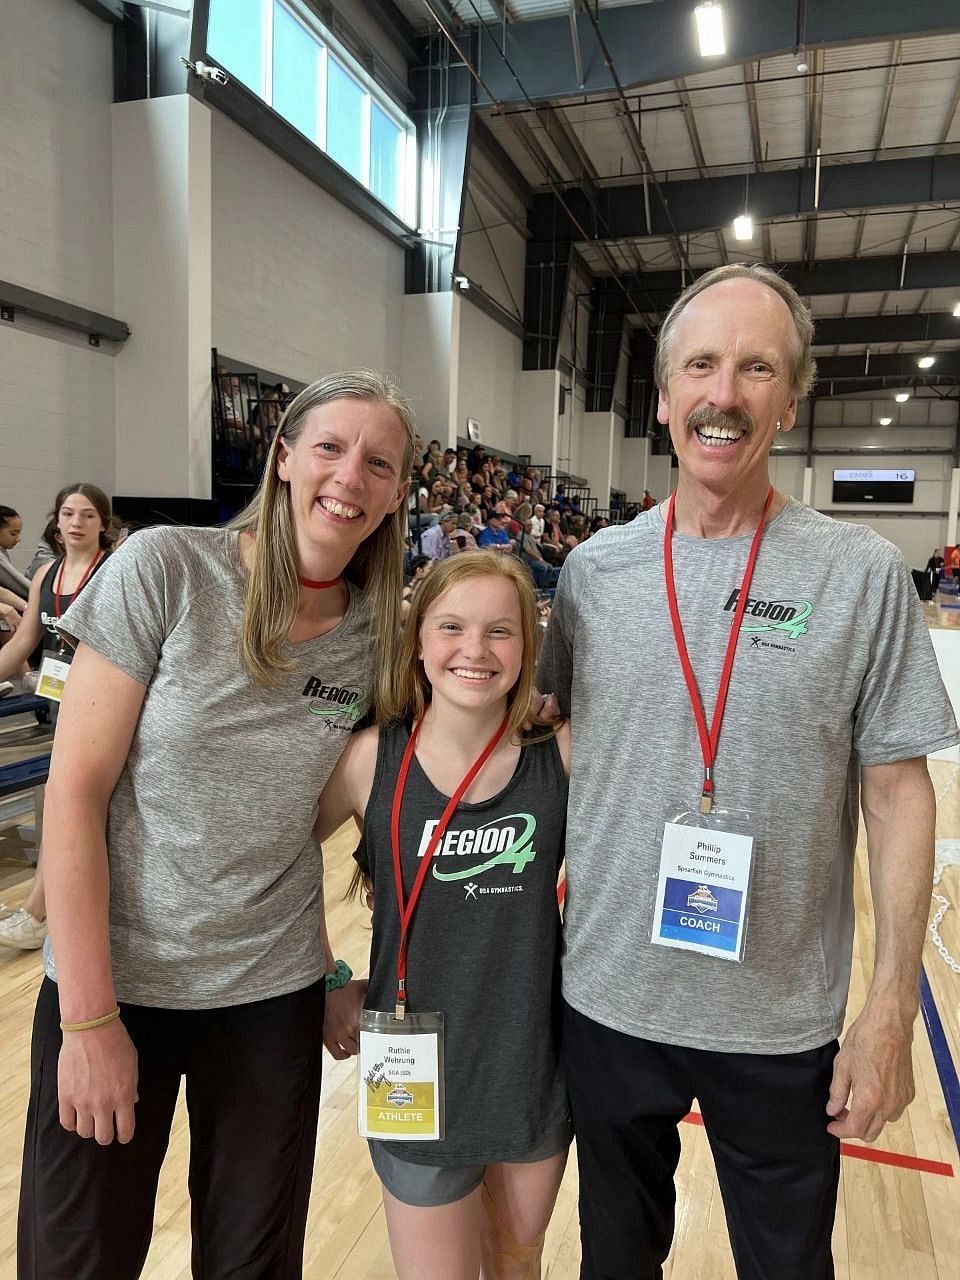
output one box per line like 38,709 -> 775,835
0,680 -> 13,697
0,907 -> 47,950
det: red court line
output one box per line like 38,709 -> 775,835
681,1111 -> 954,1178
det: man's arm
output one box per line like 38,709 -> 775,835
826,756 -> 935,1142
535,561 -> 577,719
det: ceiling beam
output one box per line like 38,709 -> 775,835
531,152 -> 960,242
614,251 -> 960,314
536,106 -> 601,205
473,0 -> 960,106
813,313 -> 960,347
811,377 -> 959,397
814,351 -> 960,379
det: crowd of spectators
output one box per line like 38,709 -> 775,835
406,440 -> 617,596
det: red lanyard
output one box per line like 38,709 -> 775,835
663,488 -> 773,813
53,552 -> 103,650
389,714 -> 508,1018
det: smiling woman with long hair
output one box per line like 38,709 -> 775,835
18,371 -> 417,1280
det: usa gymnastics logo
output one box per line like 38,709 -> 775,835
686,885 -> 718,915
387,1086 -> 414,1108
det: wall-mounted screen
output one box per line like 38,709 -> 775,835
832,469 -> 915,504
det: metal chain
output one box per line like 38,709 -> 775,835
929,890 -> 960,976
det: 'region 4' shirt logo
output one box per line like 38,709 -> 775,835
301,677 -> 368,730
723,589 -> 813,641
416,814 -> 538,882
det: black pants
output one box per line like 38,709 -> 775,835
563,1002 -> 840,1280
19,977 -> 325,1280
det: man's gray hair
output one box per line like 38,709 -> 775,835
654,264 -> 817,399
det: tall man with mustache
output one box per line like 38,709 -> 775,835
538,264 -> 958,1279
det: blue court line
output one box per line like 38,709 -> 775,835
919,966 -> 960,1155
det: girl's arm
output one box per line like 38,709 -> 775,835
317,726 -> 380,1059
314,725 -> 380,843
0,561 -> 52,679
0,586 -> 27,611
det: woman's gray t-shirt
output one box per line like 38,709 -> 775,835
55,526 -> 373,1009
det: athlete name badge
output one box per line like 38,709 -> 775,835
651,809 -> 755,962
36,655 -> 71,703
358,1009 -> 445,1141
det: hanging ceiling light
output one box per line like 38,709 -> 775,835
895,392 -> 910,403
917,355 -> 936,369
733,214 -> 753,241
879,417 -> 892,426
694,3 -> 726,58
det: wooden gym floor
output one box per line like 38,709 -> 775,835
0,758 -> 958,1279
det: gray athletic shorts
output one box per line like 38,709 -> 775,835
369,1120 -> 572,1207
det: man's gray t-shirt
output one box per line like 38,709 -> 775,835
55,526 -> 374,1009
538,500 -> 958,1054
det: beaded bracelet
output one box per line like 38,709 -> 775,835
60,1007 -> 121,1033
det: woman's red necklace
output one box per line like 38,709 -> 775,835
298,575 -> 342,589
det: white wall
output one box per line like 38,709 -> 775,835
774,399 -> 956,563
610,422 -> 624,499
400,293 -> 457,445
556,384 -> 585,480
0,0 -> 116,553
455,298 -> 521,455
210,111 -> 405,383
518,370 -> 560,473
768,452 -> 807,499
113,97 -> 212,499
581,411 -> 615,507
618,438 -> 649,501
1,326 -> 115,539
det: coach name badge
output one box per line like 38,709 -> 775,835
651,814 -> 754,961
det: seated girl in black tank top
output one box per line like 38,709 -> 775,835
314,551 -> 571,1280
